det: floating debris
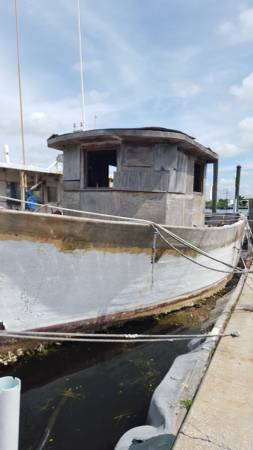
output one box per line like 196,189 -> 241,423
0,343 -> 61,367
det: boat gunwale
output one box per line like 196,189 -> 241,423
0,208 -> 245,231
0,209 -> 246,255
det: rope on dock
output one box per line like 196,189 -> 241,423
0,330 -> 240,343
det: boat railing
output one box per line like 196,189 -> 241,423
205,213 -> 242,227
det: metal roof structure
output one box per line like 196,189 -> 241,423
0,162 -> 62,175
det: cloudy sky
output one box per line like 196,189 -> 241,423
1,0 -> 253,198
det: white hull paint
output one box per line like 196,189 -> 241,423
0,210 -> 245,331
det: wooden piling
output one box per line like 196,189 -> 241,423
234,165 -> 241,213
212,161 -> 218,213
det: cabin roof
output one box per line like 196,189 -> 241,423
47,127 -> 218,162
0,162 -> 62,175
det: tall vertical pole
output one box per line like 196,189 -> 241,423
234,165 -> 241,213
14,0 -> 26,165
14,0 -> 26,210
77,0 -> 85,129
212,160 -> 218,213
19,171 -> 27,210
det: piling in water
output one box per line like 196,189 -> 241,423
212,161 -> 218,213
234,165 -> 241,213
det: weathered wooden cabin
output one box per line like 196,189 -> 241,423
48,127 -> 218,226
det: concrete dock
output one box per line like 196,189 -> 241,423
174,271 -> 253,450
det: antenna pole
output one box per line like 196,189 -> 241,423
14,0 -> 27,211
77,0 -> 85,129
14,0 -> 26,165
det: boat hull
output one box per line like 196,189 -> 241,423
0,210 -> 245,331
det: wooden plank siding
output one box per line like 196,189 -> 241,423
113,144 -> 192,194
122,144 -> 154,167
154,143 -> 177,171
63,147 -> 81,181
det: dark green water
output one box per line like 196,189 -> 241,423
0,307 -> 221,450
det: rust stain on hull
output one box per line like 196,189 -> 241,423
0,209 -> 246,253
0,232 -> 199,257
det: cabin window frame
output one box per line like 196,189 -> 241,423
82,147 -> 118,189
193,160 -> 204,193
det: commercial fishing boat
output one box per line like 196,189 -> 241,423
0,127 -> 245,331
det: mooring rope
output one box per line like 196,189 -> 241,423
153,222 -> 247,273
152,225 -> 242,275
0,330 -> 239,343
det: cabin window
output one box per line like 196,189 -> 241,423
86,149 -> 117,188
6,182 -> 20,208
193,162 -> 204,193
7,182 -> 19,199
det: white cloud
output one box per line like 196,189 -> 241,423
0,90 -> 115,135
219,22 -> 234,36
72,59 -> 102,73
230,72 -> 253,102
119,63 -> 142,86
215,143 -> 243,157
161,45 -> 202,66
239,116 -> 253,145
219,8 -> 253,43
0,63 -> 120,165
1,0 -> 253,175
172,83 -> 202,99
239,116 -> 253,131
217,102 -> 232,113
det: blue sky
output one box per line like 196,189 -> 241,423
1,0 -> 253,198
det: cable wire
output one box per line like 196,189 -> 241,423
0,330 -> 239,343
152,225 -> 241,275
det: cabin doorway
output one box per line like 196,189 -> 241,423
193,162 -> 204,193
87,149 -> 117,188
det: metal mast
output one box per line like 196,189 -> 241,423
14,0 -> 26,165
77,0 -> 85,129
14,0 -> 27,210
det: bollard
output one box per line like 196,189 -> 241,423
0,377 -> 21,450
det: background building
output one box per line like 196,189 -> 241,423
0,162 -> 62,210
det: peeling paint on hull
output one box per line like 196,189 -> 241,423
0,210 -> 245,331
